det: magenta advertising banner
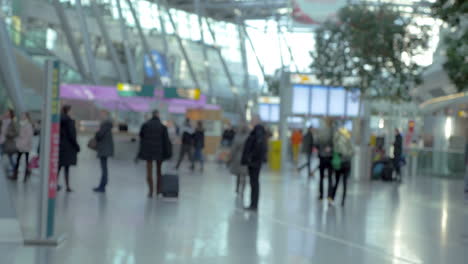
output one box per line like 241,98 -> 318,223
60,84 -> 217,113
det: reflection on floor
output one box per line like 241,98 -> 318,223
1,151 -> 468,264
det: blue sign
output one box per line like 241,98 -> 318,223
144,50 -> 170,80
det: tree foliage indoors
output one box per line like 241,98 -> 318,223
310,4 -> 431,101
432,0 -> 468,91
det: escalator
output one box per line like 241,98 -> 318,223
5,21 -> 86,111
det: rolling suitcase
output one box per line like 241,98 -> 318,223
382,161 -> 394,181
161,174 -> 179,198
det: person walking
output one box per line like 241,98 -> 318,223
58,105 -> 80,192
291,129 -> 303,164
138,110 -> 172,198
297,127 -> 314,176
175,118 -> 194,171
221,124 -> 236,147
228,125 -> 249,195
193,121 -> 205,171
393,128 -> 403,182
11,112 -> 34,182
241,116 -> 267,211
332,127 -> 354,206
93,111 -> 114,193
318,138 -> 334,201
1,109 -> 18,177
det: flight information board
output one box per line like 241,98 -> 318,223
292,84 -> 360,117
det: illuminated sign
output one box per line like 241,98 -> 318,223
164,87 -> 201,100
117,83 -> 154,97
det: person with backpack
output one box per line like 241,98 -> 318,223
175,118 -> 194,171
332,127 -> 354,206
11,112 -> 34,182
138,110 -> 172,198
192,121 -> 205,172
241,115 -> 267,211
1,109 -> 18,177
93,110 -> 114,193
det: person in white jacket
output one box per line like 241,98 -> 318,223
11,112 -> 34,182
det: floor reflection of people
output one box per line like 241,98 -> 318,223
227,212 -> 258,264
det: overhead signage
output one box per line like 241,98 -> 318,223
144,50 -> 171,86
258,96 -> 280,104
164,87 -> 201,100
117,83 -> 154,97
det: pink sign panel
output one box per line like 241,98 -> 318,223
60,84 -> 217,113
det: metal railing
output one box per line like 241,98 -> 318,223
407,147 -> 465,178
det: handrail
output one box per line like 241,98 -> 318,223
406,147 -> 465,155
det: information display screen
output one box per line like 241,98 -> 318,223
259,103 -> 280,122
292,85 -> 310,114
259,104 -> 270,122
346,90 -> 360,117
270,104 -> 280,122
291,84 -> 360,117
329,87 -> 346,116
310,86 -> 328,115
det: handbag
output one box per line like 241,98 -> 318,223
87,137 -> 97,151
4,122 -> 18,154
28,156 -> 40,169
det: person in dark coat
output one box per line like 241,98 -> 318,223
138,110 -> 172,197
318,138 -> 333,201
58,105 -> 80,192
393,128 -> 403,182
175,118 -> 194,171
193,121 -> 205,171
297,127 -> 314,176
241,116 -> 267,211
93,110 -> 114,193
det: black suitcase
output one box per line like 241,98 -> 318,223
382,162 -> 394,181
161,174 -> 179,198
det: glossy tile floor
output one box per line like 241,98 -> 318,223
1,150 -> 468,264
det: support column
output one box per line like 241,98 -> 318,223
126,0 -> 162,86
161,0 -> 200,89
238,19 -> 250,98
116,0 -> 137,84
91,2 -> 127,82
206,19 -> 234,89
279,29 -> 299,72
195,0 -> 213,101
358,99 -> 371,180
76,0 -> 99,84
244,27 -> 267,83
52,0 -> 88,82
156,2 -> 168,55
279,71 -> 291,168
276,23 -> 285,72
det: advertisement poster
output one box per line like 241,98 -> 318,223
47,61 -> 61,237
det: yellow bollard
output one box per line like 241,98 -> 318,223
269,140 -> 282,171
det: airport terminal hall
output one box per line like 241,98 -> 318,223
1,0 -> 467,263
